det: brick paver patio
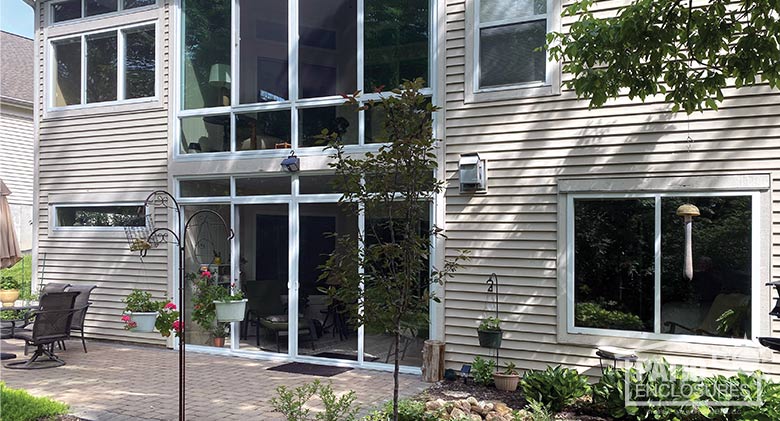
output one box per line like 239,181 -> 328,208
0,339 -> 428,420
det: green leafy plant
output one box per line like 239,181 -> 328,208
575,302 -> 646,331
270,380 -> 359,421
122,289 -> 161,313
478,316 -> 501,331
189,269 -> 239,338
503,361 -> 519,375
0,275 -> 20,290
520,365 -> 590,413
716,303 -> 750,337
472,356 -> 496,386
361,399 -> 439,421
121,290 -> 180,337
512,400 -> 554,421
0,255 -> 32,299
0,382 -> 69,421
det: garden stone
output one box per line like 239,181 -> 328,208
451,407 -> 467,419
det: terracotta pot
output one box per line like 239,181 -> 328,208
213,336 -> 226,347
493,372 -> 520,391
0,289 -> 20,307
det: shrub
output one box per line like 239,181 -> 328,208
122,289 -> 161,313
0,275 -> 20,290
270,380 -> 359,421
520,365 -> 590,413
0,382 -> 69,421
575,302 -> 645,331
478,316 -> 501,331
363,399 -> 440,421
472,356 -> 496,386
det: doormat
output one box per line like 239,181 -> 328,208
313,352 -> 379,362
267,362 -> 353,377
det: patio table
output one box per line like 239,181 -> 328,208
1,306 -> 37,360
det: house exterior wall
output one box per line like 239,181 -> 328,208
441,0 -> 780,377
1,103 -> 34,251
33,1 -> 171,344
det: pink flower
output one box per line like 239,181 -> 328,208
201,270 -> 212,278
164,302 -> 177,310
128,321 -> 137,328
121,315 -> 131,322
172,320 -> 182,332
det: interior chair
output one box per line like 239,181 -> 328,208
664,293 -> 750,337
5,292 -> 81,369
58,284 -> 97,352
258,315 -> 317,353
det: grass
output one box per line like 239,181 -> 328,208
0,382 -> 69,421
0,255 -> 34,299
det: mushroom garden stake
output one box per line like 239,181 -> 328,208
676,204 -> 700,280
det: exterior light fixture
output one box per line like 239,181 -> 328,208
676,203 -> 700,280
459,153 -> 487,193
281,151 -> 300,172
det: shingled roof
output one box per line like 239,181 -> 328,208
0,31 -> 34,107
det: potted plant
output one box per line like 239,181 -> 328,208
191,269 -> 240,345
211,322 -> 229,347
213,283 -> 247,322
477,316 -> 502,348
122,289 -> 162,333
0,275 -> 20,307
493,361 -> 521,391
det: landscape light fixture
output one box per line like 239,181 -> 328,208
281,151 -> 300,172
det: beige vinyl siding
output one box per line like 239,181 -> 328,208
35,1 -> 171,345
443,0 -> 780,377
0,107 -> 35,206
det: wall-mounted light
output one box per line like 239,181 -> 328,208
459,153 -> 487,193
281,151 -> 300,172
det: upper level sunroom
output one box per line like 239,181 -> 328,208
177,0 -> 434,158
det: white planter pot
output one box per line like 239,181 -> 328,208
214,299 -> 248,322
126,311 -> 158,333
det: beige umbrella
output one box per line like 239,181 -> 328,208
1,179 -> 22,269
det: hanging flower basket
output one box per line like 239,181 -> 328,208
124,312 -> 158,333
214,299 -> 248,322
477,329 -> 502,349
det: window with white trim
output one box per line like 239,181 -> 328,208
55,205 -> 146,227
568,193 -> 756,341
51,0 -> 156,24
51,23 -> 157,108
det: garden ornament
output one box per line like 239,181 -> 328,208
676,203 -> 700,280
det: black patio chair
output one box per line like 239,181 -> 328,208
5,291 -> 81,369
57,284 -> 97,353
40,282 -> 71,295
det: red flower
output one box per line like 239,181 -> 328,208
201,270 -> 212,278
172,320 -> 182,332
164,302 -> 177,310
194,304 -> 201,310
121,315 -> 131,322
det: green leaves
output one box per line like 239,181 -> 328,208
520,365 -> 591,413
547,0 -> 780,113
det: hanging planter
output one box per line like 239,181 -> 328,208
214,299 -> 247,322
124,311 -> 158,333
477,316 -> 502,349
121,290 -> 181,337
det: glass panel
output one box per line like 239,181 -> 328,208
573,198 -> 655,332
364,0 -> 429,91
238,204 -> 289,353
661,196 -> 752,338
480,0 -> 546,23
479,20 -> 546,87
362,202 -> 431,367
298,106 -> 358,148
86,0 -> 118,16
238,0 -> 288,104
86,32 -> 118,103
52,0 -> 82,22
298,203 -> 358,359
56,206 -> 145,227
182,0 -> 231,109
124,26 -> 156,99
299,0 -> 357,98
124,0 -> 156,8
235,176 -> 291,196
183,205 -> 233,348
365,105 -> 386,144
235,110 -> 292,151
53,38 -> 81,107
179,179 -> 230,197
299,175 -> 341,194
180,115 -> 230,153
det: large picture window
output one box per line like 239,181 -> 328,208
51,24 -> 157,108
570,193 -> 755,341
179,0 -> 431,154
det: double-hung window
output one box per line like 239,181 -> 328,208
467,0 -> 560,101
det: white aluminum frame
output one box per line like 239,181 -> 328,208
565,191 -> 762,347
47,20 -> 160,110
50,202 -> 149,231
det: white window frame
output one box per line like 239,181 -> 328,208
465,0 -> 561,103
47,21 -> 159,111
48,0 -> 158,26
51,202 -> 149,231
173,0 -> 436,160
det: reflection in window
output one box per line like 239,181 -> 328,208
124,0 -> 155,8
56,205 -> 145,227
299,0 -> 357,98
183,0 -> 231,109
86,0 -> 118,17
180,115 -> 230,153
364,0 -> 429,91
52,0 -> 81,22
298,106 -> 358,148
125,27 -> 156,99
87,32 -> 118,103
235,110 -> 291,151
574,199 -> 655,332
239,0 -> 288,104
53,39 -> 82,107
179,179 -> 230,197
235,176 -> 291,196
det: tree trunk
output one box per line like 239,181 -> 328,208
393,323 -> 401,421
422,340 -> 445,382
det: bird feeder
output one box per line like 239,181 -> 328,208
676,204 -> 700,280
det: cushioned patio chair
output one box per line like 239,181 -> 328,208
5,292 -> 80,369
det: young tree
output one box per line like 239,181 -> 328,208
547,0 -> 780,113
321,79 -> 465,421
